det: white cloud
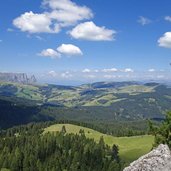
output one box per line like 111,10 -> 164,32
13,11 -> 60,33
57,44 -> 83,56
38,43 -> 82,59
148,69 -> 155,72
61,71 -> 72,78
82,68 -> 91,73
40,68 -> 171,82
13,0 -> 93,33
13,0 -> 116,45
138,16 -> 151,26
123,68 -> 134,72
102,68 -> 118,72
44,0 -> 93,26
165,16 -> 171,22
38,48 -> 61,58
158,32 -> 171,48
69,21 -> 116,41
48,70 -> 58,77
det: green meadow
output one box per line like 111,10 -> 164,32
44,124 -> 154,163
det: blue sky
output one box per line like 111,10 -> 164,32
0,0 -> 171,84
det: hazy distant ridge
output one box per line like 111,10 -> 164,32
0,72 -> 36,84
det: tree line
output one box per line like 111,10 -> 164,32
149,111 -> 171,149
0,122 -> 122,171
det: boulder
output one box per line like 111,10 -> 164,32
123,144 -> 171,171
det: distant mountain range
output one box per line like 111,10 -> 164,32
0,80 -> 171,123
0,72 -> 36,84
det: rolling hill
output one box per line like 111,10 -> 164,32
0,81 -> 171,122
44,123 -> 154,163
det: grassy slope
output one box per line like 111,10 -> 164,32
0,82 -> 44,101
0,82 -> 156,107
44,124 -> 154,163
117,85 -> 155,95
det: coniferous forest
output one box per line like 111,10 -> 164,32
0,123 -> 121,171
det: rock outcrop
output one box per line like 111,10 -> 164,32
0,72 -> 37,84
123,144 -> 171,171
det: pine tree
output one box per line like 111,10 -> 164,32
111,144 -> 120,163
149,111 -> 171,148
61,125 -> 66,134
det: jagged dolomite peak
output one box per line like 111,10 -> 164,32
0,72 -> 37,84
123,144 -> 171,171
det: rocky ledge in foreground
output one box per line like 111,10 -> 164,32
123,144 -> 171,171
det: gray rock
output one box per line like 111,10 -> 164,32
123,144 -> 171,171
0,72 -> 37,84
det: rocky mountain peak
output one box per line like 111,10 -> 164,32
0,72 -> 37,84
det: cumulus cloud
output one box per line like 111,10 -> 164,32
13,0 -> 93,33
13,0 -> 116,45
69,21 -> 116,41
38,43 -> 82,59
13,11 -> 60,33
48,70 -> 58,77
165,16 -> 171,22
38,48 -> 61,58
138,16 -> 151,26
158,32 -> 171,48
57,44 -> 83,56
41,67 -> 171,82
61,71 -> 72,78
43,0 -> 93,26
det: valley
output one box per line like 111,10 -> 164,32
0,80 -> 169,170
0,81 -> 171,122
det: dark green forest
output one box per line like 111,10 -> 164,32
149,111 -> 171,148
0,123 -> 122,171
0,97 -> 149,137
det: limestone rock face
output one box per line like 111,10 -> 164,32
123,144 -> 171,171
0,72 -> 37,84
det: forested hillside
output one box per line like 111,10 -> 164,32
0,81 -> 170,132
0,123 -> 122,171
0,81 -> 171,121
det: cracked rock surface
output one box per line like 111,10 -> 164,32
123,144 -> 171,171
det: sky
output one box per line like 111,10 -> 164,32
0,0 -> 171,85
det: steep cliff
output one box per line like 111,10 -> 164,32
0,72 -> 37,84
